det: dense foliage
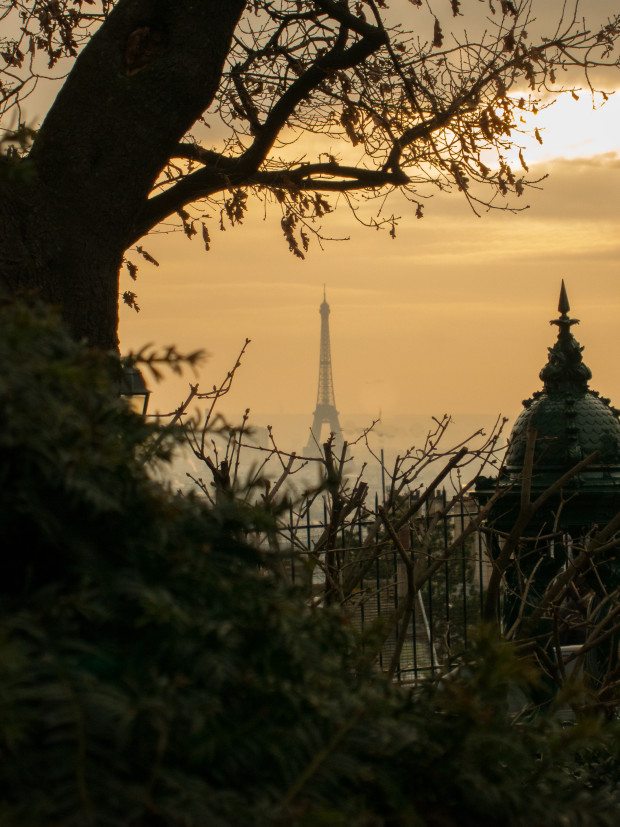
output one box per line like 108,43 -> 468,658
1,298 -> 620,826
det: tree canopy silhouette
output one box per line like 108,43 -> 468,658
1,0 -> 618,348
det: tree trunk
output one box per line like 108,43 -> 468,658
0,0 -> 245,350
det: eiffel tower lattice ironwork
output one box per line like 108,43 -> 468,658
305,288 -> 342,453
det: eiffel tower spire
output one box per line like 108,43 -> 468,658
305,287 -> 343,452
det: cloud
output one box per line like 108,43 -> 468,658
553,152 -> 620,169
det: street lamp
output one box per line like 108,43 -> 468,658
120,361 -> 151,415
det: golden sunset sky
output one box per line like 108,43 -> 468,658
114,2 -> 620,435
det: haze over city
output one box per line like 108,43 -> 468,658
110,1 -> 620,455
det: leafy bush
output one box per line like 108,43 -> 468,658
1,298 -> 620,826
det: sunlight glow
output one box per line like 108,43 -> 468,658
510,91 -> 620,165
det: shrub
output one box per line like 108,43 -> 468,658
1,298 -> 619,826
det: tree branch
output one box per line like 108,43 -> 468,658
132,157 -> 406,242
133,18 -> 388,239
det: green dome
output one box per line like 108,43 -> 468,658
506,390 -> 620,471
502,281 -> 620,493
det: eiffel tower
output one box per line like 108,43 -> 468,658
305,287 -> 343,453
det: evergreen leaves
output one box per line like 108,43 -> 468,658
2,298 -> 620,825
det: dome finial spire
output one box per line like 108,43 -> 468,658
540,281 -> 591,394
551,280 -> 578,334
558,279 -> 570,316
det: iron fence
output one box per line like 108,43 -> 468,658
277,490 -> 490,684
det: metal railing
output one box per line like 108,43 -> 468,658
275,490 -> 489,683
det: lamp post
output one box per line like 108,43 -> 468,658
120,361 -> 151,415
